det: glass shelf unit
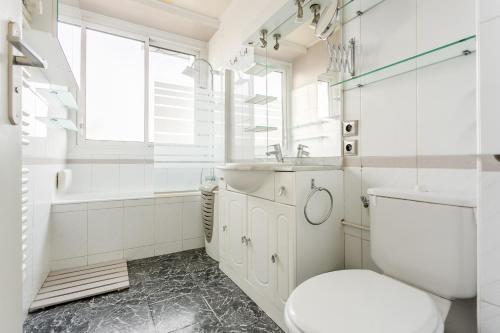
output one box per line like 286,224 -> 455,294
330,35 -> 476,90
36,117 -> 78,132
244,126 -> 278,133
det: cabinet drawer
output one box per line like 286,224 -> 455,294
275,172 -> 295,205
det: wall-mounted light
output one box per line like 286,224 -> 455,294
309,3 -> 321,29
295,0 -> 305,23
260,29 -> 268,48
273,34 -> 281,51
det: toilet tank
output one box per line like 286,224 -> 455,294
367,188 -> 476,299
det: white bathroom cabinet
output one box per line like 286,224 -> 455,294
218,169 -> 344,329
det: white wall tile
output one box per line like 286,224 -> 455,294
182,237 -> 204,251
167,168 -> 202,190
479,17 -> 500,154
124,245 -> 155,261
344,167 -> 362,224
155,241 -> 183,256
87,200 -> 123,210
417,0 -> 475,52
119,163 -> 145,192
155,202 -> 183,244
417,55 -> 476,156
91,164 -> 120,193
345,234 -> 362,269
480,0 -> 500,23
360,72 -> 417,157
144,163 -> 154,191
480,301 -> 500,333
361,167 -> 418,226
153,168 -> 168,192
51,211 -> 87,261
88,208 -> 123,255
87,251 -> 124,265
418,168 -> 477,195
51,257 -> 87,271
123,198 -> 155,207
360,0 -> 416,72
51,203 -> 87,213
123,205 -> 154,249
182,201 -> 203,239
67,164 -> 91,193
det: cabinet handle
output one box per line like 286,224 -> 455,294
246,237 -> 251,245
271,253 -> 278,263
278,186 -> 286,196
241,236 -> 247,244
222,225 -> 227,232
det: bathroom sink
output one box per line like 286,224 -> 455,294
217,163 -> 340,192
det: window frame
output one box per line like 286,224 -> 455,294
59,11 -> 205,156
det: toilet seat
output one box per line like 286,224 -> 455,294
285,270 -> 444,333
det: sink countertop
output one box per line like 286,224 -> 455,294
216,163 -> 342,172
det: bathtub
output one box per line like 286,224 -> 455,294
50,190 -> 205,271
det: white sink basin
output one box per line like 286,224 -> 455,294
217,163 -> 341,192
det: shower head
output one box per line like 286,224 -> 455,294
182,65 -> 197,78
182,58 -> 215,89
295,0 -> 305,23
315,0 -> 340,40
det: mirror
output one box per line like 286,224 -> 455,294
261,1 -> 343,159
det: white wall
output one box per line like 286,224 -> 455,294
22,95 -> 68,315
0,1 -> 23,331
477,1 -> 500,332
341,0 -> 477,274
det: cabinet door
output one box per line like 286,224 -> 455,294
274,203 -> 295,308
225,191 -> 247,277
218,190 -> 227,262
247,196 -> 275,299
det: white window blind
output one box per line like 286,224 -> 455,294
150,47 -> 224,169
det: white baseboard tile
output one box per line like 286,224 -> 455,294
182,237 -> 204,251
88,250 -> 124,265
51,256 -> 87,271
124,245 -> 155,261
155,241 -> 182,256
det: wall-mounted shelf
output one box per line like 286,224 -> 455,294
245,94 -> 278,105
36,84 -> 79,112
36,117 -> 78,132
292,120 -> 331,129
331,35 -> 476,89
243,62 -> 272,77
293,135 -> 329,142
244,126 -> 278,133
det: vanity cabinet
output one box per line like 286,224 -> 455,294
218,169 -> 344,329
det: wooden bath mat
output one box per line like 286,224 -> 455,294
29,259 -> 129,312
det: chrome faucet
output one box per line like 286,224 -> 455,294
266,144 -> 284,163
296,144 -> 310,158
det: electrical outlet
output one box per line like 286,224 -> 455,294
343,120 -> 358,137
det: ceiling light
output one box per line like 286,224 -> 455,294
309,4 -> 321,29
260,29 -> 268,48
273,34 -> 281,51
295,0 -> 304,23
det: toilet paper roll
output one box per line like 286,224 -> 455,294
57,169 -> 72,192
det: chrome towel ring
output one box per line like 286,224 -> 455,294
304,179 -> 334,225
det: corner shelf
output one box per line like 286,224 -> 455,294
330,35 -> 476,89
245,94 -> 278,105
36,117 -> 78,132
36,85 -> 79,112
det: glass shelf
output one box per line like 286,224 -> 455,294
330,35 -> 476,89
244,94 -> 278,105
36,117 -> 78,132
244,126 -> 278,133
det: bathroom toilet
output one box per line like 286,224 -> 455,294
284,188 -> 476,333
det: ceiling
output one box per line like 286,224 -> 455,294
68,0 -> 232,41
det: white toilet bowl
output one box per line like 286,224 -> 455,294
284,270 -> 448,333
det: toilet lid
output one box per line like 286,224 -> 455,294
286,270 -> 443,333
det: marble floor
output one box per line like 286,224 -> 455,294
24,249 -> 283,333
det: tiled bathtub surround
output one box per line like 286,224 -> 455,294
50,193 -> 205,271
24,249 -> 283,333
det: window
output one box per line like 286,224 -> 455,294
85,29 -> 145,142
58,22 -> 81,85
149,47 -> 196,144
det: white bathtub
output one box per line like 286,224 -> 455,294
50,190 -> 205,271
